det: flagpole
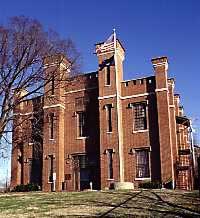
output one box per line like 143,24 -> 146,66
113,28 -> 117,52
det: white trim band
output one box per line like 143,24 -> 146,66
13,112 -> 33,116
99,92 -> 154,100
155,88 -> 168,92
120,92 -> 153,99
43,104 -> 65,110
98,94 -> 116,100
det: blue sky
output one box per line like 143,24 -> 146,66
0,0 -> 200,182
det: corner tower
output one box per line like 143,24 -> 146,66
42,55 -> 70,191
151,57 -> 175,188
95,32 -> 128,189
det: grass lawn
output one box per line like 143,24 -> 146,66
0,189 -> 199,217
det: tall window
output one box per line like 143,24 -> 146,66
106,104 -> 112,132
28,158 -> 33,183
133,103 -> 147,131
77,111 -> 86,137
135,149 -> 150,178
48,155 -> 54,182
75,97 -> 84,108
51,74 -> 55,95
107,149 -> 113,179
75,96 -> 89,111
49,113 -> 54,139
105,65 -> 111,85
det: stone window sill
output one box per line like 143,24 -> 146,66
133,129 -> 149,134
76,136 -> 88,140
135,177 -> 151,181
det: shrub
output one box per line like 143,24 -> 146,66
139,181 -> 162,189
12,183 -> 39,192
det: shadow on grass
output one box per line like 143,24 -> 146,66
148,190 -> 200,217
98,191 -> 143,217
87,190 -> 200,218
1,190 -> 200,217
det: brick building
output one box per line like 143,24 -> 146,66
10,34 -> 195,191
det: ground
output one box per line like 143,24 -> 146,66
0,189 -> 199,217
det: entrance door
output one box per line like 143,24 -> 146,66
80,168 -> 90,190
72,154 -> 90,191
74,167 -> 79,191
73,156 -> 80,191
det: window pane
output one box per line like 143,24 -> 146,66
77,112 -> 86,137
135,150 -> 150,178
79,155 -> 87,168
133,103 -> 147,131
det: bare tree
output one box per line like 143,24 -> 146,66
0,16 -> 81,146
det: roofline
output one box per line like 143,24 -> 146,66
121,75 -> 155,83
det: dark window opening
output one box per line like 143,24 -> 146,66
51,74 -> 55,95
135,149 -> 150,178
77,111 -> 86,137
18,147 -> 24,185
28,158 -> 33,183
49,113 -> 54,139
105,66 -> 111,85
133,103 -> 147,131
48,155 -> 54,182
106,104 -> 112,132
75,97 -> 84,108
107,149 -> 113,179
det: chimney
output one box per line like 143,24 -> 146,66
151,56 -> 169,90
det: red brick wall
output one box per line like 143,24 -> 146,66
11,50 -> 193,191
152,57 -> 174,187
64,72 -> 100,191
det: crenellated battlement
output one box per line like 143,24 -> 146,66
121,76 -> 156,96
